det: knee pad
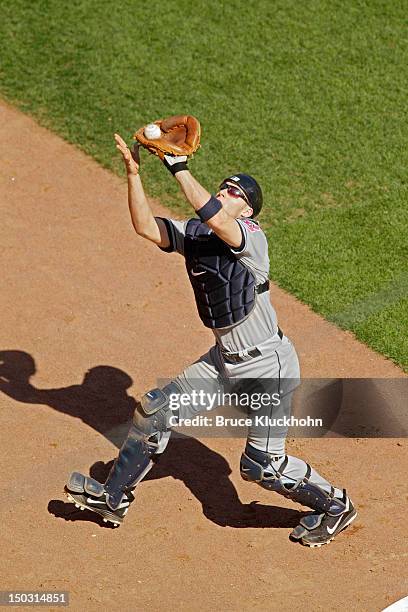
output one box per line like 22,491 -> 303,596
133,381 -> 182,454
240,445 -> 346,515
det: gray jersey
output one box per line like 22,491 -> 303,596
157,218 -> 342,502
158,217 -> 279,352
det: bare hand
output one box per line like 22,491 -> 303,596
114,133 -> 140,175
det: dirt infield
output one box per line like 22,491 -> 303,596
0,101 -> 406,612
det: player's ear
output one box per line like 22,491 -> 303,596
241,205 -> 253,218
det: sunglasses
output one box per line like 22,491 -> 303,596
219,183 -> 250,205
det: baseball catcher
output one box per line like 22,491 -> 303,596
64,115 -> 357,547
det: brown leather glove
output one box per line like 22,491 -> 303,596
134,115 -> 201,160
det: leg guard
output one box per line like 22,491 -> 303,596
104,381 -> 181,510
240,443 -> 346,516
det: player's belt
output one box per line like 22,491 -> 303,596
222,327 -> 283,363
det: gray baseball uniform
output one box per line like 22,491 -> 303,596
159,216 -> 342,496
64,154 -> 355,541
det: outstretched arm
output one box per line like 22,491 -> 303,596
169,163 -> 243,248
172,168 -> 211,214
115,134 -> 169,248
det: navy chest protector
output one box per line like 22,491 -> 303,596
184,218 -> 268,329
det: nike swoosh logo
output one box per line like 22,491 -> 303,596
86,497 -> 130,509
327,516 -> 343,534
86,497 -> 107,505
327,497 -> 349,534
191,270 -> 206,276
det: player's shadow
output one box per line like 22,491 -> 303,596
0,349 -> 135,445
1,350 -> 304,529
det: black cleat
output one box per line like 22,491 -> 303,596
64,472 -> 133,527
290,490 -> 357,547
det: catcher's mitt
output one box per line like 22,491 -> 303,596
134,115 -> 201,160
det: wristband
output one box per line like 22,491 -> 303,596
169,161 -> 188,175
197,196 -> 222,222
163,156 -> 188,175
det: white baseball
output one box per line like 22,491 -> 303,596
144,123 -> 161,139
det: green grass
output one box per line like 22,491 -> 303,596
1,0 -> 407,370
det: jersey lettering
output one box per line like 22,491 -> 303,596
242,219 -> 260,232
